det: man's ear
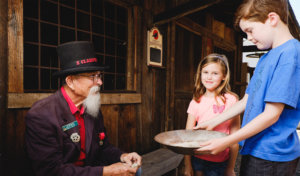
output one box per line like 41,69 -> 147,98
267,12 -> 279,26
65,76 -> 75,90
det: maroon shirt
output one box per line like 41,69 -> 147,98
61,86 -> 86,166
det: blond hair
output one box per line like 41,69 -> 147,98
193,53 -> 235,104
234,0 -> 289,29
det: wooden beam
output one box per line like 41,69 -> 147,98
168,22 -> 176,131
107,0 -> 138,7
8,0 -> 23,93
0,0 -> 8,158
153,0 -> 223,25
176,17 -> 236,51
127,5 -> 134,91
8,93 -> 142,108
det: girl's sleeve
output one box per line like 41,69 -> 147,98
187,100 -> 197,115
226,94 -> 238,108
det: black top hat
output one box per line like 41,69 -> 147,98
53,41 -> 108,77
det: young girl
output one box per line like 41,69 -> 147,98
184,53 -> 240,176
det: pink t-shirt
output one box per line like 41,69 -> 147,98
187,93 -> 238,162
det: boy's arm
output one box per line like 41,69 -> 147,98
194,94 -> 248,130
195,102 -> 284,155
225,115 -> 240,176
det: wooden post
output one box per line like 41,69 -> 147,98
0,0 -> 8,171
168,22 -> 176,131
8,0 -> 23,93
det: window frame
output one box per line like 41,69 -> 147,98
7,0 -> 140,108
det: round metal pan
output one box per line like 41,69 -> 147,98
154,129 -> 227,155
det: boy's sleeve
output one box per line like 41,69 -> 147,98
265,53 -> 300,109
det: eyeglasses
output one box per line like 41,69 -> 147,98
77,73 -> 103,83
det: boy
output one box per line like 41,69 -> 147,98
194,0 -> 300,175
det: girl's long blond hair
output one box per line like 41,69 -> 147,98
193,53 -> 235,104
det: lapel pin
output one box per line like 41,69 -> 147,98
62,121 -> 78,131
99,132 -> 105,146
70,132 -> 80,143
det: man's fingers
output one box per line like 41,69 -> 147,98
122,163 -> 138,174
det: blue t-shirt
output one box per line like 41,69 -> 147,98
240,39 -> 300,162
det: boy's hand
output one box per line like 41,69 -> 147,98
194,137 -> 229,155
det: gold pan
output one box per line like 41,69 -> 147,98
154,129 -> 227,155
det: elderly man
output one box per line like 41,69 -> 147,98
25,41 -> 141,176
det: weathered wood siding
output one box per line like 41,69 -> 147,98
102,104 -> 138,152
173,25 -> 202,130
8,0 -> 23,93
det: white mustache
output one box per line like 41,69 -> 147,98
90,86 -> 100,94
83,86 -> 101,118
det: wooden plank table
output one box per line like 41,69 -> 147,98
141,148 -> 184,176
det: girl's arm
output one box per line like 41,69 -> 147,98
194,94 -> 248,130
184,114 -> 197,176
225,114 -> 240,176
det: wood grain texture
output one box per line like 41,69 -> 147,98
212,19 -> 225,39
141,148 -> 183,176
4,109 -> 33,176
102,105 -> 120,147
8,0 -> 23,93
118,105 -> 137,152
8,93 -> 141,108
0,0 -> 8,175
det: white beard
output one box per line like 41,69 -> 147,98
83,86 -> 101,118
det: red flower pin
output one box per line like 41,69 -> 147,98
99,132 -> 105,145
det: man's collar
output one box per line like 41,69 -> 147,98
61,86 -> 84,115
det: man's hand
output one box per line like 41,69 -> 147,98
103,162 -> 137,176
120,152 -> 142,168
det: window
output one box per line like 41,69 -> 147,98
23,0 -> 128,92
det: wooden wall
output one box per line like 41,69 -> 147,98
4,110 -> 30,176
173,25 -> 202,130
